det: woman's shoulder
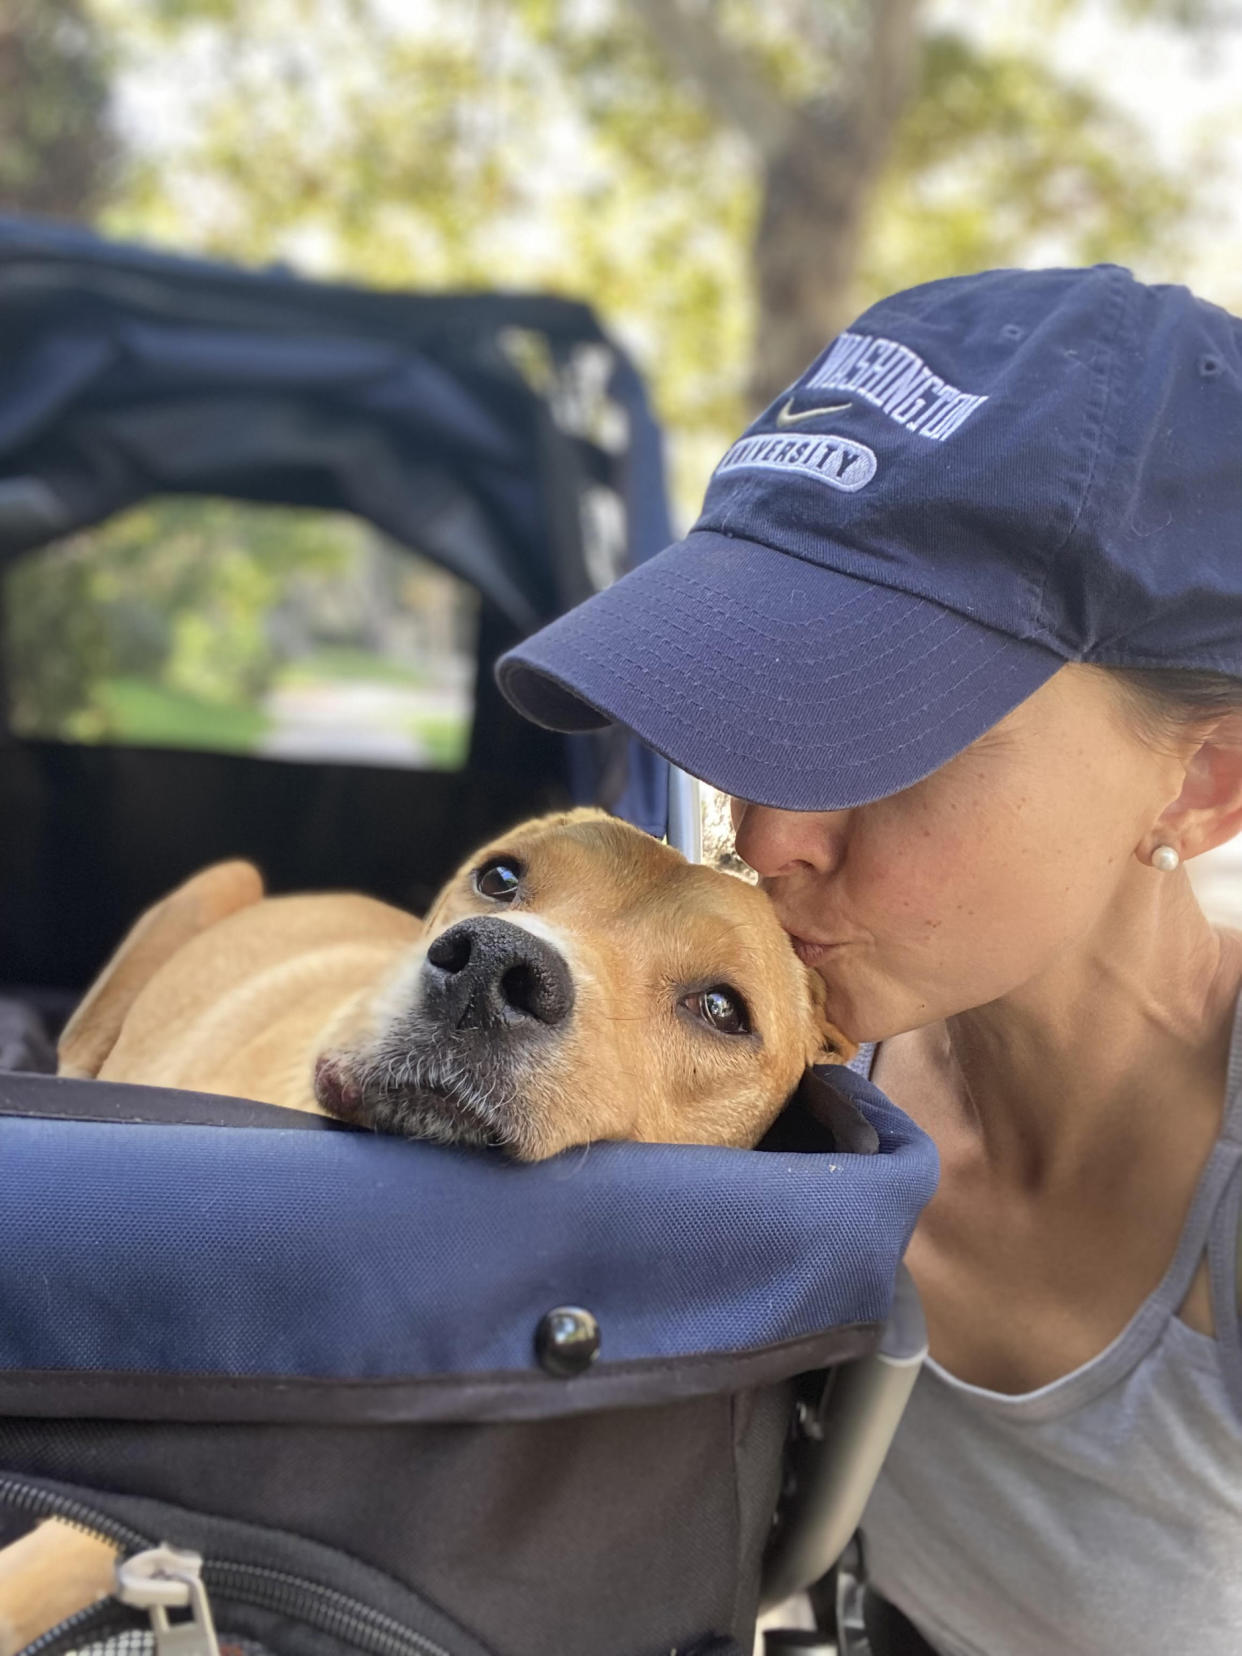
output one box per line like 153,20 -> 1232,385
1209,924 -> 1242,1048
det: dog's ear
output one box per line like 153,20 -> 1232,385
58,860 -> 264,1080
759,1064 -> 880,1155
803,966 -> 860,1066
794,1064 -> 880,1153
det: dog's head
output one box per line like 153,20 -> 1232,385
315,809 -> 859,1160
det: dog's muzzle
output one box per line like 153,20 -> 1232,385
421,916 -> 575,1036
316,917 -> 576,1151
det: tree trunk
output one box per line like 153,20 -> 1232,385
0,0 -> 115,222
632,0 -> 922,414
750,134 -> 878,408
750,1 -> 921,407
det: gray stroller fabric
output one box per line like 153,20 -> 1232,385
0,998 -> 54,1072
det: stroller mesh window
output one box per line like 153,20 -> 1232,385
4,498 -> 480,772
63,1636 -> 275,1656
62,1634 -> 154,1656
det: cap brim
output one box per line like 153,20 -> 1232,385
497,529 -> 1065,810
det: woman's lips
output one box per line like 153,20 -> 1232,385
787,933 -> 849,966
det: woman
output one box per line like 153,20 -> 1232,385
496,265 -> 1242,1653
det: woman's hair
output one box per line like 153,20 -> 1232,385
1104,667 -> 1242,758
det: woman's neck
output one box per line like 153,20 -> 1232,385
930,882 -> 1242,1191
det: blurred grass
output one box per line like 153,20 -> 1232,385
87,672 -> 469,769
98,677 -> 270,751
409,711 -> 470,768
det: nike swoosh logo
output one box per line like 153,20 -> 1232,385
776,397 -> 852,427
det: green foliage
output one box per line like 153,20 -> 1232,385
861,29 -> 1192,304
4,541 -> 114,739
92,0 -> 757,501
409,709 -> 471,769
4,497 -> 350,741
5,496 -> 477,767
0,0 -> 116,218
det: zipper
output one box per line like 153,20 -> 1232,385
116,1544 -> 219,1656
0,1477 -> 149,1553
200,1563 -> 455,1656
0,1478 -> 456,1656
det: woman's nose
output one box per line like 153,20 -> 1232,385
730,800 -> 842,878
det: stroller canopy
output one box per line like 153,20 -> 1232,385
0,218 -> 673,990
0,215 -> 671,634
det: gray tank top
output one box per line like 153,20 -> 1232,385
849,991 -> 1242,1656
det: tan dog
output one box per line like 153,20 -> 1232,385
59,809 -> 857,1159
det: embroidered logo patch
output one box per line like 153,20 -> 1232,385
714,432 -> 877,493
807,330 -> 987,441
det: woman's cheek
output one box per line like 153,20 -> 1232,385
853,824 -> 1032,988
858,809 -> 980,935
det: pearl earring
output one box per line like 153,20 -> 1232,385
1151,844 -> 1181,872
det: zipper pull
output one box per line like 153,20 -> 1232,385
115,1545 -> 221,1656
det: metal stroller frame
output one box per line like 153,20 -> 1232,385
667,768 -> 928,1622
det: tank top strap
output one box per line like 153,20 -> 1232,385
847,1040 -> 879,1081
1206,988 -> 1242,1417
1143,983 -> 1242,1339
1215,980 -> 1242,1155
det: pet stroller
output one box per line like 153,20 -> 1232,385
0,218 -> 937,1656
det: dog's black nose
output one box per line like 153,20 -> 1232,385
423,917 -> 574,1033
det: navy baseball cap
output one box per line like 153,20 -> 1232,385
497,265 -> 1242,809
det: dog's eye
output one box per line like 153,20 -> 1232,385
473,858 -> 523,901
685,985 -> 751,1036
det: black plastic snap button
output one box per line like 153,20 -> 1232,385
535,1306 -> 601,1376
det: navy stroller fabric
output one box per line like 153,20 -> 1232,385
0,1063 -> 936,1654
0,1064 -> 936,1422
0,216 -> 669,625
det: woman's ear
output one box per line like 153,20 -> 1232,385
1149,710 -> 1242,861
803,965 -> 860,1066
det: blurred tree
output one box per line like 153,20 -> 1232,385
5,499 -> 351,743
0,0 -> 116,219
87,0 -> 1222,493
524,0 -> 1208,406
